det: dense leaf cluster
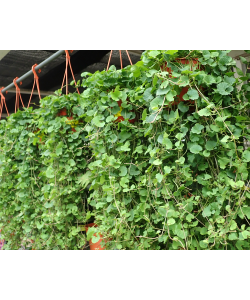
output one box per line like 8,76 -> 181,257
1,50 -> 250,249
0,93 -> 91,249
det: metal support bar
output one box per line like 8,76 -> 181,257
6,88 -> 55,96
1,50 -> 65,94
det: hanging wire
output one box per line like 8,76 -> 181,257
0,87 -> 9,120
61,50 -> 80,95
13,77 -> 25,113
106,50 -> 133,71
27,64 -> 41,108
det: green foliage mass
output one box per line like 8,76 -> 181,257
1,50 -> 250,249
0,93 -> 92,249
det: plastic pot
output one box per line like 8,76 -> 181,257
85,223 -> 106,250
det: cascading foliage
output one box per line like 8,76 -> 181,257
1,50 -> 250,250
0,93 -> 92,249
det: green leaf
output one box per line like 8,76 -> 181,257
78,171 -> 92,188
204,75 -> 216,85
166,50 -> 178,55
242,150 -> 250,162
110,90 -> 121,101
143,88 -> 153,102
179,75 -> 189,87
162,136 -> 173,149
187,89 -> 199,100
217,82 -> 233,95
202,206 -> 211,217
156,173 -> 163,183
242,231 -> 250,240
56,146 -> 63,156
242,207 -> 250,219
142,109 -> 147,121
148,50 -> 160,58
134,145 -> 143,154
92,115 -> 105,127
228,233 -> 238,240
69,159 -> 76,167
119,166 -> 127,176
46,167 -> 54,178
230,220 -> 237,230
120,141 -> 131,152
190,144 -> 203,154
164,166 -> 171,174
119,131 -> 131,143
91,234 -> 101,244
236,67 -> 244,76
224,75 -> 235,85
156,88 -> 170,96
167,218 -> 175,225
210,124 -> 220,132
145,112 -> 157,123
120,177 -> 129,188
153,159 -> 162,165
218,157 -> 229,169
205,141 -> 217,151
198,108 -> 211,116
160,80 -> 169,88
150,97 -> 164,110
191,123 -> 204,134
166,90 -> 177,102
129,165 -> 140,176
220,135 -> 229,143
178,102 -> 189,113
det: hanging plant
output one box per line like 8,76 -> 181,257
0,92 -> 92,250
79,50 -> 250,250
1,50 -> 250,250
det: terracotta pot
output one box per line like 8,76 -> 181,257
57,108 -> 67,116
161,58 -> 199,111
85,223 -> 106,250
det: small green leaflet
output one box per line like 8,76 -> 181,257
142,109 -> 147,121
164,166 -> 171,174
92,115 -> 105,127
78,171 -> 92,188
46,167 -> 54,178
198,108 -> 211,116
242,150 -> 250,162
120,141 -> 131,152
205,141 -> 217,151
166,90 -> 177,102
187,89 -> 199,100
119,166 -> 127,176
129,165 -> 140,176
203,75 -> 216,85
156,173 -> 164,183
190,144 -> 202,154
217,82 -> 233,95
202,206 -> 212,217
191,123 -> 204,134
178,102 -> 189,113
167,218 -> 175,225
153,159 -> 162,165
